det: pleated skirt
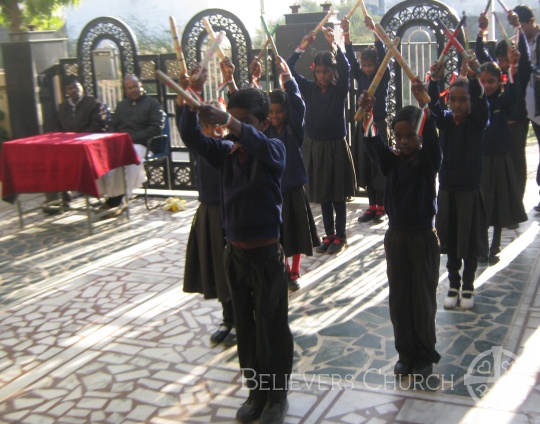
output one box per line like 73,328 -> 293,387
352,118 -> 389,190
481,153 -> 528,227
281,186 -> 320,257
302,135 -> 357,203
183,202 -> 230,302
436,189 -> 489,258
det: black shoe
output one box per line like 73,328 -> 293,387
488,254 -> 500,264
42,206 -> 63,215
236,396 -> 265,423
288,273 -> 300,291
358,209 -> 375,223
223,330 -> 237,347
260,398 -> 289,424
477,256 -> 488,263
394,360 -> 411,376
327,238 -> 346,254
315,235 -> 335,253
373,212 -> 386,224
210,324 -> 232,344
506,223 -> 519,229
412,362 -> 433,378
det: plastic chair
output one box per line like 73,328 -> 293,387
143,112 -> 172,209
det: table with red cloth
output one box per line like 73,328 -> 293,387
0,132 -> 140,234
0,132 -> 140,198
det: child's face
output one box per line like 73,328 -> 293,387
314,64 -> 334,89
448,86 -> 471,120
393,120 -> 421,158
479,70 -> 501,97
361,58 -> 377,77
269,103 -> 286,128
228,107 -> 270,132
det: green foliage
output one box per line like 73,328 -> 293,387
124,16 -> 175,55
0,0 -> 79,32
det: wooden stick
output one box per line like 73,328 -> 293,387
493,12 -> 512,47
437,19 -> 481,74
358,0 -> 369,18
299,8 -> 333,49
462,12 -> 470,51
354,37 -> 400,121
256,38 -> 272,61
155,70 -> 201,108
202,17 -> 226,59
496,0 -> 510,13
260,16 -> 279,57
192,30 -> 226,80
169,16 -> 187,75
483,0 -> 493,15
345,0 -> 362,20
374,23 -> 431,103
435,15 -> 466,69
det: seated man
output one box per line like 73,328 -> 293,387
55,75 -> 109,133
44,76 -> 109,214
99,75 -> 164,217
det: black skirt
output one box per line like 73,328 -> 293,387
352,117 -> 390,191
302,135 -> 357,203
481,153 -> 528,227
183,202 -> 230,303
281,186 -> 320,257
436,189 -> 489,258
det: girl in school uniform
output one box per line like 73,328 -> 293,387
265,56 -> 320,290
478,60 -> 528,263
287,27 -> 356,254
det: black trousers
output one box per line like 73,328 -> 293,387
384,228 -> 441,366
224,242 -> 293,401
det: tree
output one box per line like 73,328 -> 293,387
0,0 -> 79,32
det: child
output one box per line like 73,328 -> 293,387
342,15 -> 391,224
178,88 -> 293,424
266,56 -> 320,291
178,65 -> 236,347
476,11 -> 532,212
360,79 -> 441,378
428,58 -> 489,310
287,27 -> 356,254
478,60 -> 528,263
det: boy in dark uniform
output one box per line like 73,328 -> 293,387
178,88 -> 293,424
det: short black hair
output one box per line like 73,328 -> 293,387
63,75 -> 80,87
227,87 -> 270,122
514,5 -> 534,22
313,51 -> 337,68
361,45 -> 379,64
392,105 -> 422,130
495,40 -> 509,58
449,79 -> 468,91
480,61 -> 502,79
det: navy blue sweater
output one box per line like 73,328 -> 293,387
364,116 -> 440,230
264,79 -> 308,193
484,76 -> 518,155
475,31 -> 531,122
428,78 -> 489,191
345,40 -> 390,120
287,47 -> 350,140
179,107 -> 285,243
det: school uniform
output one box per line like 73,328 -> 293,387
345,40 -> 390,196
265,79 -> 319,257
287,46 -> 355,242
364,115 -> 441,368
179,106 -> 293,403
476,31 -> 532,200
481,78 -> 528,253
428,77 -> 489,291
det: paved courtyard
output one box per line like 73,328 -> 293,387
0,143 -> 539,424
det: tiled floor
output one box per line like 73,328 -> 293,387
0,142 -> 539,424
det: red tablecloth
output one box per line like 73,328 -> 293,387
0,132 -> 140,198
